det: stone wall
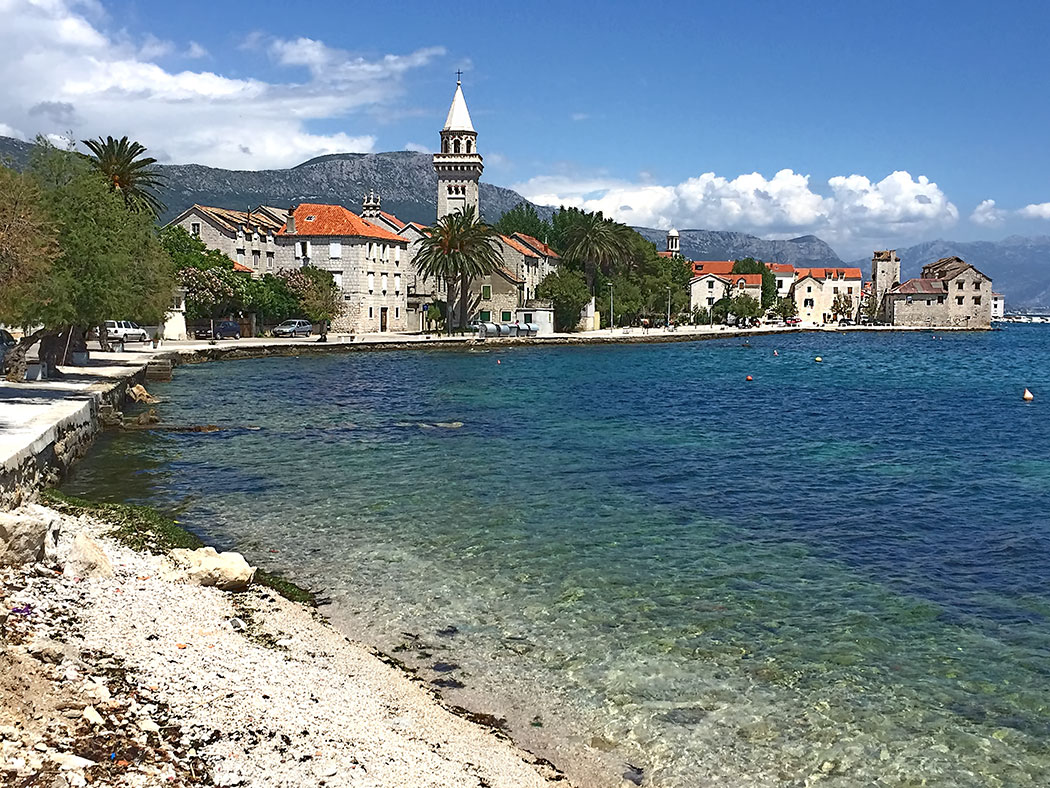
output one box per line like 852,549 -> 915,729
0,370 -> 146,509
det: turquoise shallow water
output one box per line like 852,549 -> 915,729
66,327 -> 1050,786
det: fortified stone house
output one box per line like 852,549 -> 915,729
882,257 -> 993,328
277,203 -> 411,334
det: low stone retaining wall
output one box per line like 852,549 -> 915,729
0,369 -> 146,509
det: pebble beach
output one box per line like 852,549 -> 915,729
0,504 -> 569,787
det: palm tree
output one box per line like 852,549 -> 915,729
412,206 -> 503,335
560,210 -> 633,291
81,135 -> 166,216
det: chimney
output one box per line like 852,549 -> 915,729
285,207 -> 296,234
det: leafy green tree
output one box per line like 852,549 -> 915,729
6,141 -> 174,374
163,225 -> 247,332
82,135 -> 165,216
604,275 -> 643,327
245,274 -> 301,325
425,302 -> 446,332
298,266 -> 343,340
536,268 -> 591,332
493,201 -> 552,241
730,294 -> 763,324
0,166 -> 55,326
863,290 -> 879,322
773,296 -> 798,321
711,298 -> 732,325
732,258 -> 777,308
413,206 -> 503,334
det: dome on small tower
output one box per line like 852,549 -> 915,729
667,227 -> 679,237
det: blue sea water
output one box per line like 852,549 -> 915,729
65,327 -> 1050,786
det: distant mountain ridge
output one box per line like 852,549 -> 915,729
850,237 -> 1050,309
634,227 -> 845,268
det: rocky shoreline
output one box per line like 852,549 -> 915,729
0,501 -> 569,787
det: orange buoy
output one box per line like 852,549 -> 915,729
746,375 -> 753,381
1023,388 -> 1034,401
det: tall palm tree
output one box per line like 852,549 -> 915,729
412,206 -> 503,335
81,135 -> 166,216
561,210 -> 633,291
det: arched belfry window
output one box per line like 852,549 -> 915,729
466,139 -> 473,153
442,139 -> 448,153
453,138 -> 461,154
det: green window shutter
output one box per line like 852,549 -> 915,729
482,285 -> 491,299
480,310 -> 491,322
501,311 -> 512,322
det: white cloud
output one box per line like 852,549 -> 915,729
0,0 -> 443,169
1020,202 -> 1050,220
971,199 -> 1007,226
0,122 -> 25,140
513,168 -> 958,258
570,112 -> 589,122
404,142 -> 430,153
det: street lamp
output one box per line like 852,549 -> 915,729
666,287 -> 671,329
607,282 -> 614,333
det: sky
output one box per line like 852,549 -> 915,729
3,0 -> 1050,259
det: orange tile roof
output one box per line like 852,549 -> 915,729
232,261 -> 253,273
657,250 -> 674,258
691,260 -> 737,276
766,262 -> 795,274
499,234 -> 538,258
795,267 -> 863,281
512,233 -> 560,259
277,203 -> 408,242
691,272 -> 763,287
378,211 -> 406,230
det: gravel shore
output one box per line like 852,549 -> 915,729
0,506 -> 569,787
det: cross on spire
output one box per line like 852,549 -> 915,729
455,69 -> 463,83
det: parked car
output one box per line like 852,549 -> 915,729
785,317 -> 802,326
0,328 -> 16,372
273,319 -> 312,338
838,318 -> 854,326
105,320 -> 149,343
214,320 -> 241,339
194,325 -> 212,340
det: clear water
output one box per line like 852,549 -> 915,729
65,327 -> 1050,786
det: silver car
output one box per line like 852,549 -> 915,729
273,319 -> 312,338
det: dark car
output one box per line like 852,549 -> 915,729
838,318 -> 854,326
0,328 -> 16,372
214,320 -> 241,339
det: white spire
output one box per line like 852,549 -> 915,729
443,81 -> 475,132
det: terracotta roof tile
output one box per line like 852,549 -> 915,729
499,234 -> 538,258
278,203 -> 408,242
691,260 -> 737,276
512,233 -> 560,259
766,262 -> 795,274
181,204 -> 285,236
232,261 -> 254,273
889,278 -> 948,295
795,267 -> 863,281
690,272 -> 763,287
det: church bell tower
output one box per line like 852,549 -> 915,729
434,76 -> 483,220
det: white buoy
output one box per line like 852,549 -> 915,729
1023,388 -> 1034,401
815,356 -> 823,363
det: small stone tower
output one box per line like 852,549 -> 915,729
666,227 -> 680,257
434,78 -> 483,220
871,250 -> 901,317
361,189 -> 381,219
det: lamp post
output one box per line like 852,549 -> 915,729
607,283 -> 614,333
666,287 -> 671,329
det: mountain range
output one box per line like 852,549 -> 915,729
2,135 -> 1047,308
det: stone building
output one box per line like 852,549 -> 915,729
276,203 -> 411,334
791,267 -> 863,324
689,272 -> 763,312
882,257 -> 993,328
168,204 -> 291,276
870,250 -> 901,317
766,263 -> 795,299
509,232 -> 560,300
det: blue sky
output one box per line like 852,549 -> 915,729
3,0 -> 1049,257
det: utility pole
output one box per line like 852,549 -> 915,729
666,287 -> 671,328
607,283 -> 614,333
